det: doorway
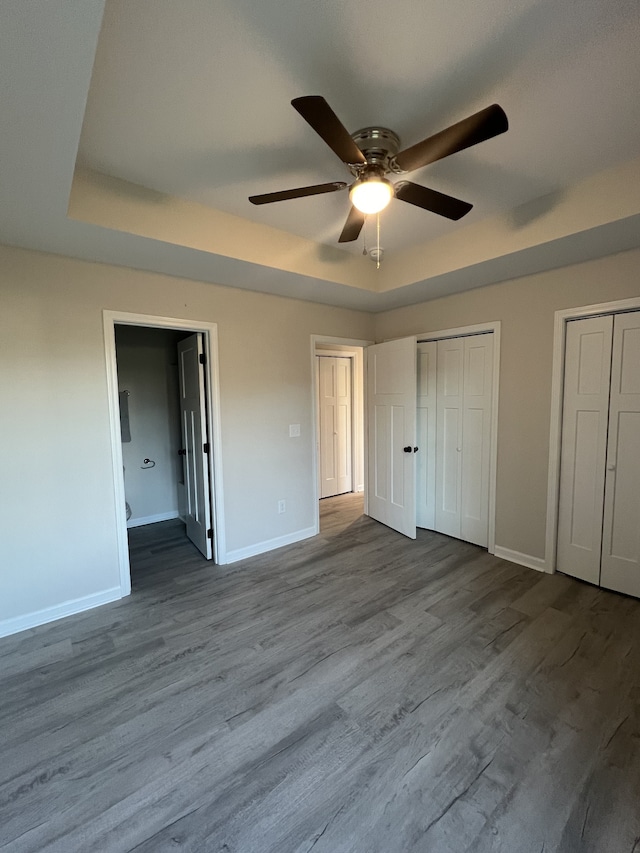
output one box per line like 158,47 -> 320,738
115,326 -> 214,574
311,336 -> 370,535
115,325 -> 188,532
104,311 -> 225,598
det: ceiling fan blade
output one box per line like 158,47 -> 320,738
338,206 -> 366,242
292,96 -> 367,167
394,104 -> 508,173
249,181 -> 347,205
395,181 -> 472,220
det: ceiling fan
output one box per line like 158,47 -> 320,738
249,96 -> 508,243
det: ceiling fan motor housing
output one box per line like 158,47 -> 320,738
349,127 -> 403,176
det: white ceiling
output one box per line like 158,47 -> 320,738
1,0 -> 640,310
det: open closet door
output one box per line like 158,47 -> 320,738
366,337 -> 417,539
178,333 -> 213,559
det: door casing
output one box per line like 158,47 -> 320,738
104,311 -> 225,597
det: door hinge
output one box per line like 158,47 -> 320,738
207,528 -> 213,539
203,442 -> 210,454
199,353 -> 206,365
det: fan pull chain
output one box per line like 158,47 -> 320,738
376,213 -> 381,270
362,219 -> 368,256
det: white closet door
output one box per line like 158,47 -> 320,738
367,337 -> 417,539
416,341 -> 437,529
601,312 -> 640,597
556,316 -> 613,584
318,357 -> 352,498
461,334 -> 493,547
435,338 -> 464,538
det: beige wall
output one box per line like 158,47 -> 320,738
375,247 -> 640,559
0,245 -> 373,632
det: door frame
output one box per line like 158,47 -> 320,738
104,310 -> 226,597
310,335 -> 372,534
416,321 -> 501,555
545,295 -> 640,573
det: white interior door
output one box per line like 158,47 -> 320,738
601,311 -> 640,597
318,356 -> 352,498
178,333 -> 213,559
461,334 -> 494,547
556,316 -> 613,584
435,338 -> 464,538
367,337 -> 417,539
433,334 -> 494,546
416,341 -> 437,529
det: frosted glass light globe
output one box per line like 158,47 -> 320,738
349,177 -> 393,215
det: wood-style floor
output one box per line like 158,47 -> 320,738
1,494 -> 639,852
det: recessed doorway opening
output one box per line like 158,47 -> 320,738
311,335 -> 371,536
114,325 -> 214,585
104,311 -> 225,598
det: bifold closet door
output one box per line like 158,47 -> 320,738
434,333 -> 493,547
434,338 -> 464,538
556,316 -> 613,584
600,312 -> 640,597
461,335 -> 494,546
416,341 -> 437,529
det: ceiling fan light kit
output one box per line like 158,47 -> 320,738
349,173 -> 394,214
249,95 -> 508,245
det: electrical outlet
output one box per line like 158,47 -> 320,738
278,500 -> 286,514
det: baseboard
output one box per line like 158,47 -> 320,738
0,587 -> 123,639
493,545 -> 550,574
127,510 -> 180,529
354,484 -> 364,493
225,525 -> 317,564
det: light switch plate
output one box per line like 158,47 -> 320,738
289,423 -> 301,437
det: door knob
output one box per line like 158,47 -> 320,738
404,446 -> 412,453
413,447 -> 419,452
178,448 -> 186,456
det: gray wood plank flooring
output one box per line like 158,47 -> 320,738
1,494 -> 639,852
